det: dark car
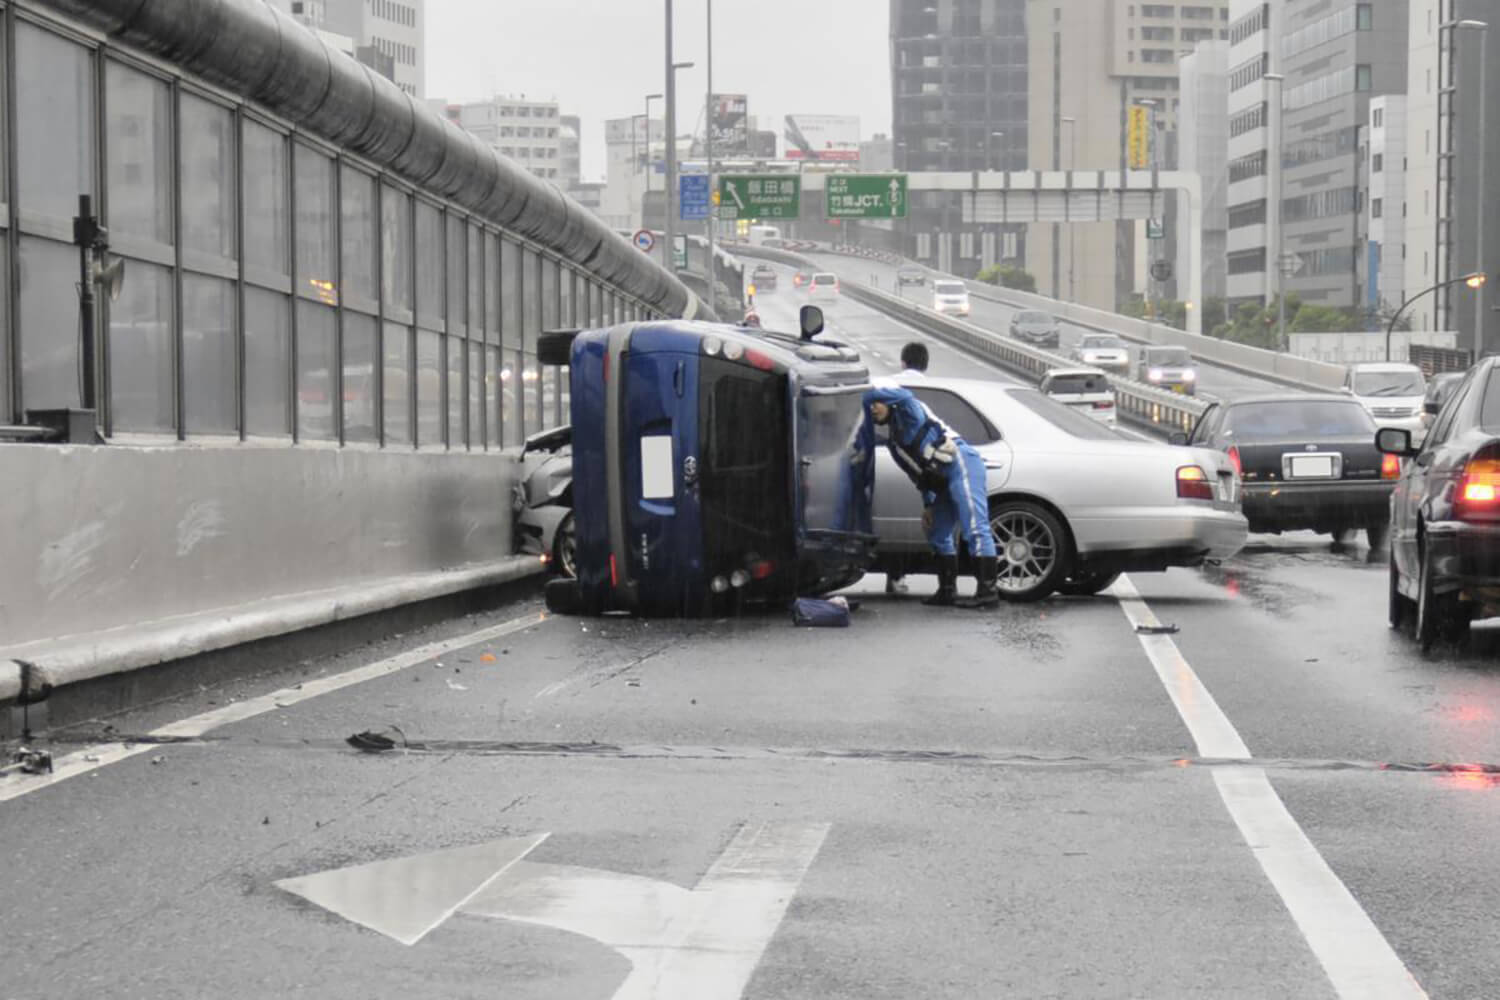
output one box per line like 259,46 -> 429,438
1421,372 -> 1465,432
896,265 -> 925,287
750,264 -> 778,292
1137,346 -> 1198,395
1009,310 -> 1060,350
1379,359 -> 1500,649
1184,395 -> 1397,546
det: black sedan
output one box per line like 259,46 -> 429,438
1183,394 -> 1397,546
1009,310 -> 1060,350
1379,359 -> 1500,649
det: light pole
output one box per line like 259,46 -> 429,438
1264,73 -> 1288,348
936,138 -> 952,272
1061,116 -> 1076,303
1135,99 -> 1161,318
705,0 -> 715,301
1386,273 -> 1486,362
1457,20 -> 1489,357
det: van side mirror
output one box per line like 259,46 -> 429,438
800,305 -> 825,341
1375,427 -> 1417,457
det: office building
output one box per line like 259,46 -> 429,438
450,96 -> 563,182
1027,0 -> 1231,310
560,114 -> 584,194
1224,0 -> 1277,307
281,0 -> 426,98
602,115 -> 665,231
1365,95 -> 1407,320
890,0 -> 1029,274
1403,0 -> 1500,351
1178,39 -> 1230,302
1276,0 -> 1409,311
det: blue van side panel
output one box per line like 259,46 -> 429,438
569,332 -> 612,601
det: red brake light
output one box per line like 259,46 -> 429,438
1381,453 -> 1401,479
1458,457 -> 1500,518
609,554 -> 618,588
1177,465 -> 1215,501
1226,446 -> 1242,477
745,349 -> 776,371
1092,400 -> 1115,410
750,560 -> 775,580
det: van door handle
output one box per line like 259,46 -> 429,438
673,361 -> 685,398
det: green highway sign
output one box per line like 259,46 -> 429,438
717,175 -> 800,220
825,174 -> 908,219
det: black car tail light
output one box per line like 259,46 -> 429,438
1457,447 -> 1500,520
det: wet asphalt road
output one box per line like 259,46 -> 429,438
6,290 -> 1500,999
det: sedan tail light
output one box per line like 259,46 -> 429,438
1227,446 -> 1242,477
1457,453 -> 1500,519
1093,400 -> 1115,410
1177,465 -> 1215,501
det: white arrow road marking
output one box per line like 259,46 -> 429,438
470,820 -> 830,1000
727,181 -> 745,211
276,834 -> 549,946
1113,576 -> 1427,1000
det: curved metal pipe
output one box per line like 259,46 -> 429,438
38,0 -> 709,319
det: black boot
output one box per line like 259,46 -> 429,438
957,556 -> 1001,609
923,556 -> 958,606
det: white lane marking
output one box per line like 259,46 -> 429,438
471,820 -> 830,1000
0,612 -> 547,804
276,834 -> 550,946
1112,575 -> 1427,1000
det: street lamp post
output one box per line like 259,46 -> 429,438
1061,116 -> 1076,303
1457,20 -> 1489,358
1263,73 -> 1288,349
1386,273 -> 1487,362
705,0 -> 715,300
1135,99 -> 1161,318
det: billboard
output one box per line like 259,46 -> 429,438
784,115 -> 860,162
710,93 -> 749,155
1127,106 -> 1151,169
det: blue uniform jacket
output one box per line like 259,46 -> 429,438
860,386 -> 962,507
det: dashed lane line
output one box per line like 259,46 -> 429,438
1112,574 -> 1427,1000
0,612 -> 548,804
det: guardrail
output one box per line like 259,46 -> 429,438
734,246 -> 1206,439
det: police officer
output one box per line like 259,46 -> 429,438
885,342 -> 930,595
862,385 -> 999,608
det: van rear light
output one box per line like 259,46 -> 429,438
609,554 -> 618,588
1381,453 -> 1401,479
1227,446 -> 1242,477
1093,400 -> 1115,410
745,349 -> 776,371
1177,465 -> 1214,501
750,559 -> 776,580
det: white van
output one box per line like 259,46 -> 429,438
931,280 -> 971,317
747,225 -> 782,247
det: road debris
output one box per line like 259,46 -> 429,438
480,653 -> 498,663
1135,624 -> 1180,635
8,747 -> 53,775
447,679 -> 469,692
346,727 -> 410,753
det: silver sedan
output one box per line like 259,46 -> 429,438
871,377 -> 1247,600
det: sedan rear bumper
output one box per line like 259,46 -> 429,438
1070,506 -> 1248,569
1241,480 -> 1394,531
1424,521 -> 1500,591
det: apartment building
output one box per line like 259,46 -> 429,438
451,97 -> 564,182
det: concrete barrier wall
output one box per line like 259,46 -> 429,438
0,444 -> 521,657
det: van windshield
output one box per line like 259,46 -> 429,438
1150,348 -> 1192,366
933,281 -> 966,296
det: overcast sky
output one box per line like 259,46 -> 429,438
426,0 -> 892,180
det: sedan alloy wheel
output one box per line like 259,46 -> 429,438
990,501 -> 1071,602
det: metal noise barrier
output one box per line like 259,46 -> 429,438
41,0 -> 711,321
733,246 -> 1207,438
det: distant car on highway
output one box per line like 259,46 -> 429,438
874,375 -> 1246,600
1421,372 -> 1465,432
897,265 -> 925,287
1379,359 -> 1500,648
808,272 -> 840,301
749,264 -> 778,292
1137,346 -> 1197,395
1183,394 -> 1395,547
931,279 -> 971,317
1344,362 -> 1427,436
792,270 -> 812,290
1008,310 -> 1060,350
1070,334 -> 1131,375
1038,368 -> 1116,428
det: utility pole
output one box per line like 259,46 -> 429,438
705,0 -> 715,302
664,0 -> 677,270
1457,20 -> 1489,357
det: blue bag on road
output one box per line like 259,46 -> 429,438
791,598 -> 851,628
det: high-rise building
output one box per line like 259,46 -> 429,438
314,0 -> 425,98
448,97 -> 563,182
1403,0 -> 1500,351
1276,0 -> 1409,312
1225,0 -> 1277,308
1027,0 -> 1231,310
1365,95 -> 1407,322
1178,40 -> 1230,303
602,115 -> 665,231
890,0 -> 1028,274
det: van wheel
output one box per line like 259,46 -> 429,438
544,577 -> 582,615
538,330 -> 579,367
990,500 -> 1071,602
552,512 -> 577,578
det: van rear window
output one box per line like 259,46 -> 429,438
1047,373 -> 1110,395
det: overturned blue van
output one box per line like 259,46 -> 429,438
542,307 -> 876,616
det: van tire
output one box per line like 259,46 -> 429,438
538,331 -> 578,367
544,577 -> 582,615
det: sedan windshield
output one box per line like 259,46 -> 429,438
1018,311 -> 1052,324
1354,370 -> 1426,396
1149,348 -> 1192,366
1225,401 -> 1376,438
1081,336 -> 1125,350
1047,373 -> 1110,395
